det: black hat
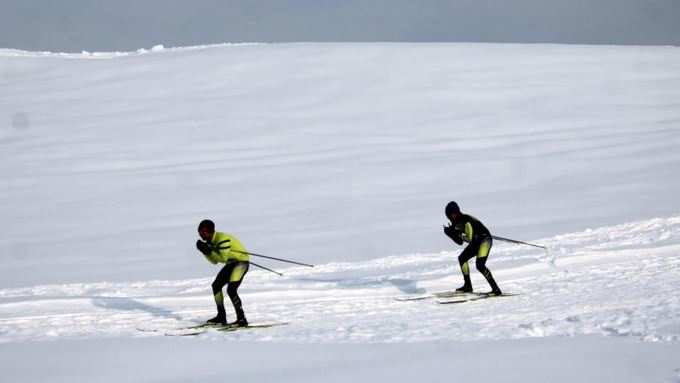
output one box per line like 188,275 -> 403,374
445,201 -> 460,217
198,219 -> 215,232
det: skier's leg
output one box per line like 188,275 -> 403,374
226,262 -> 249,326
475,238 -> 501,295
457,245 -> 476,292
209,263 -> 235,324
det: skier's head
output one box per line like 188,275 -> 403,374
198,219 -> 215,241
445,201 -> 461,220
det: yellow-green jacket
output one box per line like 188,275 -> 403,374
203,232 -> 249,264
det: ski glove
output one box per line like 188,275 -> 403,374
196,240 -> 213,256
443,225 -> 464,245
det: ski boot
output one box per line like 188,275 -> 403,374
488,280 -> 502,296
228,317 -> 248,328
229,294 -> 248,327
456,284 -> 473,293
483,270 -> 502,296
207,315 -> 227,325
207,306 -> 227,325
456,275 -> 473,293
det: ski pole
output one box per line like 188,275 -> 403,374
492,235 -> 547,250
250,261 -> 284,276
232,250 -> 314,268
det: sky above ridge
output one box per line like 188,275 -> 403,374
1,0 -> 679,52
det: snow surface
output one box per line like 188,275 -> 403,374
2,336 -> 679,383
1,43 -> 680,381
1,215 -> 680,344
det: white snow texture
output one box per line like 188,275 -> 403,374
1,43 -> 680,382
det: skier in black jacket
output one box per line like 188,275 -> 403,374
443,201 -> 502,295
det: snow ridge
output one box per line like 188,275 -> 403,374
0,42 -> 264,59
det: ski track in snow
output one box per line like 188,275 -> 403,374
1,216 -> 679,344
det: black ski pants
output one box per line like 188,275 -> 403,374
457,237 -> 493,276
212,261 -> 249,319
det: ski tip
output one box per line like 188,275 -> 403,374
394,296 -> 430,302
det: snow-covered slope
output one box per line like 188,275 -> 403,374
1,43 -> 680,382
2,43 -> 680,288
1,216 -> 680,344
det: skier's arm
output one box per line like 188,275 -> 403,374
462,222 -> 474,243
214,239 -> 235,262
443,225 -> 464,245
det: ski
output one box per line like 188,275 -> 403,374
136,323 -> 215,335
396,290 -> 483,302
217,322 -> 288,332
137,323 -> 209,332
437,292 -> 519,304
160,322 -> 288,336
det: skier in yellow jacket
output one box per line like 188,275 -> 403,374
196,219 -> 249,326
